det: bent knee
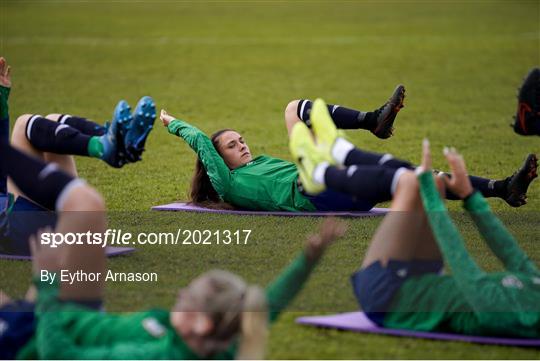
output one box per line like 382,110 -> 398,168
12,114 -> 40,144
284,100 -> 302,133
395,170 -> 419,193
285,100 -> 301,120
13,114 -> 33,135
61,183 -> 106,212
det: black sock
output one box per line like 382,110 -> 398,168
58,114 -> 106,136
438,173 -> 506,199
0,143 -> 77,210
26,115 -> 92,156
344,148 -> 414,169
297,99 -> 376,130
471,175 -> 509,199
323,165 -> 406,202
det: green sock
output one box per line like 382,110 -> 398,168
87,136 -> 104,158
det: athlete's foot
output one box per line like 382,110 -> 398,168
371,85 -> 405,139
289,122 -> 331,195
512,68 -> 540,136
504,153 -> 538,207
100,100 -> 132,168
125,96 -> 156,162
309,98 -> 345,164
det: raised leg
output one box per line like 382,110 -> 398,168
42,114 -> 79,177
8,114 -> 76,199
361,171 -> 442,268
55,184 -> 107,302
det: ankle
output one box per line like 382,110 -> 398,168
87,136 -> 105,158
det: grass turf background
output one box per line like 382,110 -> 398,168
1,0 -> 539,358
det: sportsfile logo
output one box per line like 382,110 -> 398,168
40,229 -> 132,248
40,229 -> 252,248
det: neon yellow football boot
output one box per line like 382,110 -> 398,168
309,98 -> 346,165
289,122 -> 332,195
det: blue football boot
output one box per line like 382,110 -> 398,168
124,96 -> 156,162
100,100 -> 132,168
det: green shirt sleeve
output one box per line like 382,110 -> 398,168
464,191 -> 540,276
0,85 -> 10,120
167,119 -> 231,197
417,172 -> 489,308
264,252 -> 316,323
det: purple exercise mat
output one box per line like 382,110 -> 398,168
152,202 -> 389,217
296,312 -> 540,347
0,247 -> 135,261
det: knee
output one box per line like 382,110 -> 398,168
284,100 -> 302,133
285,100 -> 301,123
11,114 -> 37,144
45,114 -> 63,122
12,114 -> 33,136
62,183 -> 106,212
395,170 -> 419,195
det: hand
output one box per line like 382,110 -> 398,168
29,227 -> 61,275
442,147 -> 474,199
305,218 -> 347,262
0,57 -> 11,88
420,138 -> 432,172
160,109 -> 175,127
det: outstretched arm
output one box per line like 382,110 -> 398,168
161,109 -> 231,197
265,218 -> 347,323
417,142 -> 490,311
465,193 -> 539,275
437,148 -> 540,276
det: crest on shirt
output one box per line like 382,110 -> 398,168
142,317 -> 166,338
501,275 -> 523,289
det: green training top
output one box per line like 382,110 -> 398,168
18,252 -> 316,359
0,85 -> 10,120
383,172 -> 540,338
168,119 -> 316,211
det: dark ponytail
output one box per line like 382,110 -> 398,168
189,129 -> 235,209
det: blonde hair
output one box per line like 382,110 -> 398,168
236,286 -> 268,360
191,270 -> 268,359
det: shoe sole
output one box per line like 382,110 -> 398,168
506,153 -> 538,206
373,84 -> 406,139
289,122 -> 325,195
126,96 -> 156,151
102,100 -> 133,168
310,98 -> 340,165
113,100 -> 133,137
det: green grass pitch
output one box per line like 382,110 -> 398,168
1,0 -> 539,358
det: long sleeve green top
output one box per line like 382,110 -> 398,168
168,119 -> 316,211
383,172 -> 540,338
0,85 -> 10,120
19,252 -> 317,359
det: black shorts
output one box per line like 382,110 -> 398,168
351,259 -> 443,326
0,298 -> 103,359
0,300 -> 35,359
0,195 -> 57,255
305,188 -> 376,211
